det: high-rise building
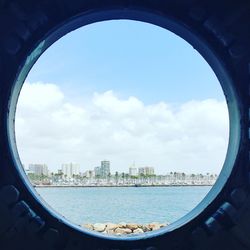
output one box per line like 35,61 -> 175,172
61,163 -> 80,178
129,167 -> 138,176
138,167 -> 145,175
145,167 -> 154,175
101,160 -> 110,178
94,166 -> 101,177
138,167 -> 154,176
28,164 -> 48,176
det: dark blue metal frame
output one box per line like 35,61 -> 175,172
2,5 -> 243,248
0,0 -> 246,250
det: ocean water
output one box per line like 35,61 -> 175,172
36,186 -> 211,225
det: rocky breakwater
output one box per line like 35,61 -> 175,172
82,222 -> 168,235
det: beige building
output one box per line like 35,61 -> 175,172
28,164 -> 48,176
138,167 -> 155,175
129,167 -> 138,176
62,163 -> 80,178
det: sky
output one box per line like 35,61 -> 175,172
15,20 -> 229,175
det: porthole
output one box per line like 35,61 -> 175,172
1,3 -> 243,248
13,19 -> 231,237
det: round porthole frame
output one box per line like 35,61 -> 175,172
0,1 -> 249,250
8,6 -> 241,241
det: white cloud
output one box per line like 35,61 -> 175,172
15,82 -> 229,174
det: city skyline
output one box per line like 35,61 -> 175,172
25,160 -> 219,177
26,159 -> 218,188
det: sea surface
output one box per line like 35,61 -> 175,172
36,186 -> 211,225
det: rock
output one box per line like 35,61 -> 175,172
151,225 -> 161,231
133,228 -> 144,234
160,223 -> 167,228
124,228 -> 133,234
141,225 -> 151,232
151,225 -> 161,230
148,222 -> 161,231
118,222 -> 127,228
148,222 -> 160,226
82,223 -> 93,230
93,223 -> 106,232
106,229 -> 115,235
106,223 -> 119,230
126,223 -> 138,230
81,222 -> 169,235
115,228 -> 132,234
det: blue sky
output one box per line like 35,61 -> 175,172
16,20 -> 229,174
27,20 -> 224,105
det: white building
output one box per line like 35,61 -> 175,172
28,164 -> 48,176
101,160 -> 110,178
129,167 -> 138,176
62,163 -> 80,178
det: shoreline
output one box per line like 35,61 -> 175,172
34,184 -> 213,188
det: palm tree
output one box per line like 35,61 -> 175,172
115,171 -> 119,185
191,174 -> 195,184
174,172 -> 177,183
125,174 -> 129,183
107,172 -> 111,184
206,172 -> 210,181
122,172 -> 125,184
50,172 -> 54,183
182,173 -> 186,182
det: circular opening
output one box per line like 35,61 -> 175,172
8,10 -> 240,240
